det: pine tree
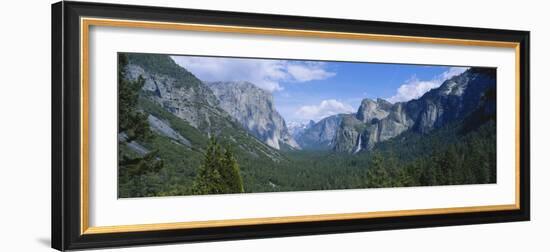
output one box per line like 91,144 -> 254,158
117,53 -> 163,194
118,53 -> 151,142
419,157 -> 438,186
220,147 -> 244,193
436,146 -> 460,185
365,152 -> 391,188
192,138 -> 244,195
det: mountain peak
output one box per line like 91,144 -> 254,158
208,81 -> 269,93
332,68 -> 496,153
124,53 -> 220,128
356,97 -> 391,123
206,81 -> 299,150
295,114 -> 344,150
376,98 -> 392,105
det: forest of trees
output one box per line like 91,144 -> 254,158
118,54 -> 164,197
235,120 -> 496,192
191,138 -> 244,195
364,129 -> 496,188
118,54 -> 245,197
119,88 -> 496,197
117,53 -> 497,198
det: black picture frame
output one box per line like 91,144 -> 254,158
52,1 -> 530,251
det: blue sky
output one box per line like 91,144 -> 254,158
172,55 -> 468,124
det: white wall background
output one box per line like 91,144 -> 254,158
0,0 -> 547,251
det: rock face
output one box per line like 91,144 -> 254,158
124,53 -> 283,161
332,114 -> 364,152
125,54 -> 298,152
147,115 -> 191,147
124,53 -> 495,155
125,55 -> 222,131
295,115 -> 343,150
333,68 -> 496,153
356,98 -> 392,123
206,81 -> 300,150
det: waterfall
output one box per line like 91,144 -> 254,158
353,134 -> 362,154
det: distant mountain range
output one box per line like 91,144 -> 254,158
124,53 -> 495,156
119,53 -> 497,197
294,115 -> 343,150
297,68 -> 496,153
287,120 -> 315,138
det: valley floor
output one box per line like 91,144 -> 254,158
119,118 -> 496,198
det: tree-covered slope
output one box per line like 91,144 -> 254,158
119,53 -> 284,197
118,52 -> 497,197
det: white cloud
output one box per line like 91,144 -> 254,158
387,67 -> 469,103
441,67 -> 469,80
286,62 -> 336,82
295,99 -> 354,122
387,77 -> 440,103
171,56 -> 335,92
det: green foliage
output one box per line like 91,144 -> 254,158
118,53 -> 152,142
119,113 -> 496,197
365,152 -> 395,188
117,52 -> 497,198
117,53 -> 164,197
119,150 -> 164,177
126,53 -> 202,88
359,120 -> 497,188
138,97 -> 208,150
192,138 -> 244,195
118,149 -> 164,198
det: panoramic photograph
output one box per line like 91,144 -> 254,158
117,52 -> 497,198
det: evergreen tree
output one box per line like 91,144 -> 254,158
435,146 -> 460,185
365,152 -> 391,188
419,157 -> 438,186
118,53 -> 151,142
192,138 -> 244,194
117,53 -> 163,196
220,147 -> 245,193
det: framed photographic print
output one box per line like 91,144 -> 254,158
52,1 -> 530,250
